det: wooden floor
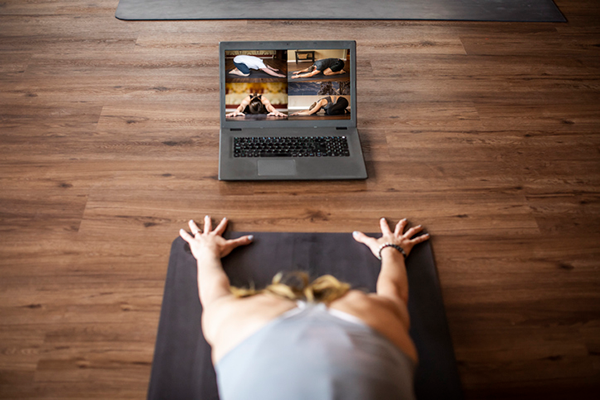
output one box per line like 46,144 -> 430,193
1,0 -> 599,398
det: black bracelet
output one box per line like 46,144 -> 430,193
377,243 -> 406,260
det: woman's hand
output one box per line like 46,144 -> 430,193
179,216 -> 253,261
353,218 -> 430,259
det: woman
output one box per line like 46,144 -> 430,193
229,55 -> 286,78
226,93 -> 286,118
179,216 -> 430,400
290,95 -> 349,116
291,57 -> 346,79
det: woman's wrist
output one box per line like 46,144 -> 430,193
377,243 -> 406,261
379,247 -> 406,269
194,246 -> 222,264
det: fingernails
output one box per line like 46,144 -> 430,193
402,218 -> 407,222
247,235 -> 254,241
353,231 -> 359,236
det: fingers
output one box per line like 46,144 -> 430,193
221,235 -> 254,258
356,218 -> 431,259
203,215 -> 212,233
410,233 -> 430,245
214,217 -> 228,236
353,231 -> 378,253
352,230 -> 371,244
229,235 -> 253,248
404,225 -> 423,238
188,216 -> 230,236
394,218 -> 407,236
379,218 -> 392,235
188,220 -> 201,235
179,228 -> 194,243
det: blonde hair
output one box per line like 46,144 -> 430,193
230,272 -> 351,304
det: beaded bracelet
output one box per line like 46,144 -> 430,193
377,243 -> 406,260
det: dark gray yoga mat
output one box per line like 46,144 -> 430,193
287,71 -> 350,83
117,0 -> 565,22
147,232 -> 463,400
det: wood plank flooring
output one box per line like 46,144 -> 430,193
1,0 -> 599,398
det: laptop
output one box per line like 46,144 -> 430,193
218,40 -> 368,181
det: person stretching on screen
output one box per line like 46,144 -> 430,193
179,216 -> 429,400
290,95 -> 349,116
229,55 -> 286,78
291,58 -> 346,79
226,94 -> 286,118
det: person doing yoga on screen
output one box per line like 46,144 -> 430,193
179,216 -> 430,400
290,95 -> 349,116
226,94 -> 286,118
291,57 -> 346,79
229,55 -> 286,78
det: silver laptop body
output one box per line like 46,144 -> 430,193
218,40 -> 367,181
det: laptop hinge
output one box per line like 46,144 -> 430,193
336,127 -> 347,130
230,128 -> 242,131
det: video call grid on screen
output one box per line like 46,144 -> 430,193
220,41 -> 356,129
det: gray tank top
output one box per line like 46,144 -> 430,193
215,302 -> 416,400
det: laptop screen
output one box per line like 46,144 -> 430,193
220,41 -> 356,129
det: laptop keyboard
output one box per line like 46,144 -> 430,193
233,136 -> 350,158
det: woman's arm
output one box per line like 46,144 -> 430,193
179,216 -> 253,307
179,217 -> 295,362
226,96 -> 251,117
291,69 -> 320,79
290,109 -> 313,116
353,218 -> 429,305
261,97 -> 286,117
290,99 -> 325,116
378,246 -> 409,304
260,67 -> 286,78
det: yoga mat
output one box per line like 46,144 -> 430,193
287,71 -> 350,83
147,232 -> 463,400
116,0 -> 566,22
227,69 -> 283,80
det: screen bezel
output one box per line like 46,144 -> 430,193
219,40 -> 357,129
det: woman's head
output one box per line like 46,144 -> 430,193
330,59 -> 345,73
230,272 -> 351,305
309,101 -> 318,111
247,96 -> 264,114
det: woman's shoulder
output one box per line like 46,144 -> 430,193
330,289 -> 385,310
205,294 -> 297,363
330,290 -> 417,361
207,293 -> 294,324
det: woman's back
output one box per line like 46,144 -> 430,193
215,302 -> 416,400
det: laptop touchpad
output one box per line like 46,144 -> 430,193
258,160 -> 297,176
